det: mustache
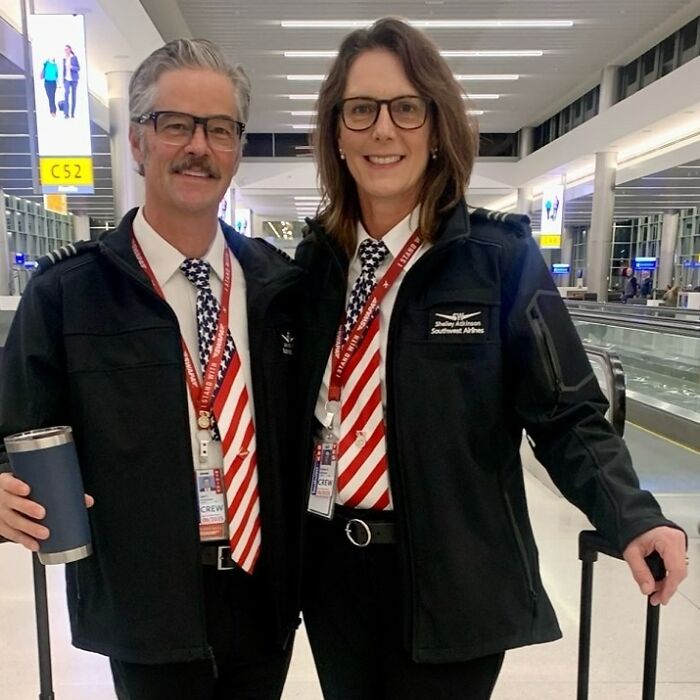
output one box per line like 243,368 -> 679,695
170,155 -> 220,179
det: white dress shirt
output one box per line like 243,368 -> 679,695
314,208 -> 431,440
132,207 -> 255,470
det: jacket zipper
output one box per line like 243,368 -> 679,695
502,491 -> 538,607
528,305 -> 562,396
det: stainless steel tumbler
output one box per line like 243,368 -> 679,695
4,426 -> 92,565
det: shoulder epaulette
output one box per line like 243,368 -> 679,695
36,240 -> 98,274
468,207 -> 531,238
257,238 -> 293,263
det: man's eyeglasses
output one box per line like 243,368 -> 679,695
339,96 -> 431,131
135,111 -> 245,152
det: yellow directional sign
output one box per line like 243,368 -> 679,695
539,234 -> 562,249
43,194 -> 68,215
39,157 -> 94,194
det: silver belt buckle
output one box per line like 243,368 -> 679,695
345,518 -> 372,547
217,545 -> 235,570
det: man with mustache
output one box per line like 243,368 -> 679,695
0,39 -> 302,700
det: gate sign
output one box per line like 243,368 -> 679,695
29,14 -> 94,194
539,185 -> 565,249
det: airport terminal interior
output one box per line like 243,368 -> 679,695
0,0 -> 699,698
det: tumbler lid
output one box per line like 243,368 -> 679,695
4,426 -> 73,453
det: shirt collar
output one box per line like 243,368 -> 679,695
132,207 -> 225,287
355,207 -> 421,261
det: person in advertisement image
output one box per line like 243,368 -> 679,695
39,56 -> 59,117
0,39 -> 303,700
295,17 -> 688,700
61,44 -> 81,119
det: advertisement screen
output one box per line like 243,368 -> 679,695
234,207 -> 252,237
29,14 -> 94,194
218,189 -> 232,226
539,185 -> 565,249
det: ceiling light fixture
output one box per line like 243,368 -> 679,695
286,74 -> 519,82
455,74 -> 519,81
287,94 -> 317,100
443,50 -> 543,58
291,124 -> 314,129
289,111 -> 317,116
280,20 -> 573,29
285,50 -> 544,58
465,94 -> 500,100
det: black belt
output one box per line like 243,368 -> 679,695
334,511 -> 396,547
201,544 -> 237,571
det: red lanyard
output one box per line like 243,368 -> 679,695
328,232 -> 422,402
131,233 -> 233,430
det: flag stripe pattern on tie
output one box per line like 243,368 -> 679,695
181,257 -> 261,573
337,239 -> 392,511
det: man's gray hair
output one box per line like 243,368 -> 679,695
129,38 -> 251,125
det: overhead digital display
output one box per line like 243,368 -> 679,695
551,263 -> 570,274
29,14 -> 94,194
633,257 -> 657,271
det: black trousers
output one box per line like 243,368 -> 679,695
110,564 -> 293,700
303,511 -> 505,700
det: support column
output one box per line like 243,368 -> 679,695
586,151 -> 618,301
657,210 -> 680,290
0,191 -> 11,295
561,226 -> 574,267
599,66 -> 621,112
107,71 -> 144,219
516,126 -> 535,216
72,214 -> 91,242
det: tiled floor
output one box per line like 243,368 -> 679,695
1,471 -> 698,700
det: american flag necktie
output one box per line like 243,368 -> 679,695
181,258 -> 261,573
337,239 -> 393,510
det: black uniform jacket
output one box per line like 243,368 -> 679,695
296,200 -> 677,664
0,209 -> 303,664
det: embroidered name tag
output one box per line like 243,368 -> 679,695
428,308 -> 489,340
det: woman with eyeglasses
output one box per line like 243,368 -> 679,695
295,17 -> 686,700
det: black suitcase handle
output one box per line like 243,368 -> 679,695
577,530 -> 666,700
32,554 -> 55,700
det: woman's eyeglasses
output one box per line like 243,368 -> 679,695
339,96 -> 431,131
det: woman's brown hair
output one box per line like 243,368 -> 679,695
313,17 -> 479,256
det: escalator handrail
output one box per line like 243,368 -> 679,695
568,309 -> 700,338
583,344 -> 626,438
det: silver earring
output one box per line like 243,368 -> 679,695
339,150 -> 346,160
431,149 -> 438,160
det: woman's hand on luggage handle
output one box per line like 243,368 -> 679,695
623,526 -> 688,606
0,472 -> 94,552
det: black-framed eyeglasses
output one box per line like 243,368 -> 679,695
135,111 -> 245,152
339,95 -> 432,131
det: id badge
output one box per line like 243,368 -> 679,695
307,439 -> 338,519
196,468 -> 228,541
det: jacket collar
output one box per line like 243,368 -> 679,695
100,208 -> 300,297
305,198 -> 471,258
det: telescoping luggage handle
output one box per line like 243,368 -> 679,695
32,553 -> 55,700
577,530 -> 666,700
